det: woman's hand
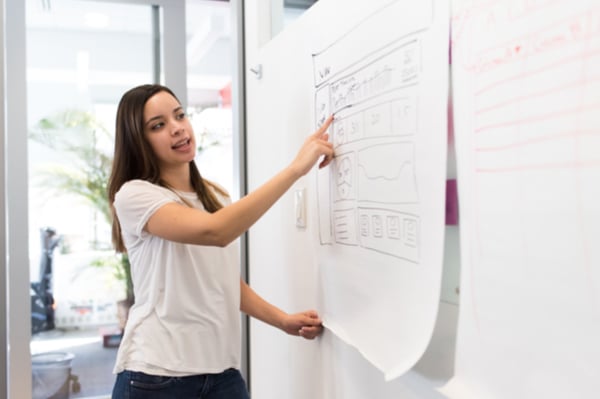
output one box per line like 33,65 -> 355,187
288,115 -> 335,177
280,310 -> 324,340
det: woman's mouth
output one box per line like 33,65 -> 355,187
172,138 -> 191,150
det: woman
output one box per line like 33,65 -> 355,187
108,84 -> 334,398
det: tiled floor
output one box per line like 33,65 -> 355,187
31,326 -> 118,398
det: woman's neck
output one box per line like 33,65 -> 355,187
160,164 -> 193,192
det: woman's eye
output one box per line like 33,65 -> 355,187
176,112 -> 186,120
151,122 -> 164,130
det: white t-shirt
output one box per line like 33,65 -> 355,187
112,179 -> 241,375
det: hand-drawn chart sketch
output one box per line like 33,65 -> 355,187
446,0 -> 600,397
314,16 -> 422,263
311,0 -> 449,380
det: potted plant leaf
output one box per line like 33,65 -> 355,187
29,109 -> 134,330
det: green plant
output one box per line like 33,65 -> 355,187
29,109 -> 133,305
91,253 -> 133,306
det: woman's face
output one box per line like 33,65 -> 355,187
143,90 -> 196,168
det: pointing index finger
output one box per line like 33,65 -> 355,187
316,114 -> 334,136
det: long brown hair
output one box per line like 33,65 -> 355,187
108,84 -> 227,252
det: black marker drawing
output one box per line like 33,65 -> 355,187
314,33 -> 423,263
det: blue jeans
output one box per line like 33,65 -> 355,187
112,368 -> 250,399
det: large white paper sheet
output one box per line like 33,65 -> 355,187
448,1 -> 600,397
312,0 -> 449,380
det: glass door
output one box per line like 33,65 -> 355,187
5,0 -> 235,397
26,1 -> 156,397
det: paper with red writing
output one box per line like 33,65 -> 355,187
444,1 -> 600,397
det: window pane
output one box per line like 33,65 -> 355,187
26,1 -> 154,397
186,0 -> 235,198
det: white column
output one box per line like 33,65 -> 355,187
162,1 -> 188,106
5,0 -> 32,397
0,0 -> 7,393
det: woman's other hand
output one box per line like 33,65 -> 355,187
281,310 -> 324,340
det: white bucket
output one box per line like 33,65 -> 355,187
31,352 -> 74,399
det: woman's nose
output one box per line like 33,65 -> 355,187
170,122 -> 184,135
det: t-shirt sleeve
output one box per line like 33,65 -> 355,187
114,180 -> 178,240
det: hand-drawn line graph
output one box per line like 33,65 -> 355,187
313,3 -> 429,263
357,143 -> 418,205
